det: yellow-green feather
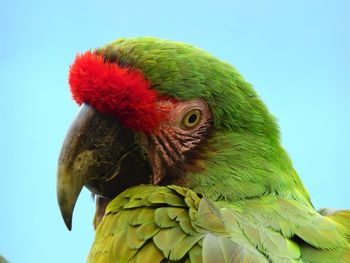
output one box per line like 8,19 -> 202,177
87,185 -> 350,263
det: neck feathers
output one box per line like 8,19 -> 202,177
188,131 -> 312,206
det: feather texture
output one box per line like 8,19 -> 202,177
88,185 -> 350,262
63,37 -> 350,263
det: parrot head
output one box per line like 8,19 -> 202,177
57,37 -> 311,230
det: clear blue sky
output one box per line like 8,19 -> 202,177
1,0 -> 349,262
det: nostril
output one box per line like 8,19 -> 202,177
73,151 -> 96,172
76,156 -> 82,163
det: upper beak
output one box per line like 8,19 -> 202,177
57,104 -> 151,230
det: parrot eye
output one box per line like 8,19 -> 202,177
182,109 -> 201,129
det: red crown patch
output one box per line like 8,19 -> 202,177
68,51 -> 165,134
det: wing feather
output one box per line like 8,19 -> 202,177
88,185 -> 350,262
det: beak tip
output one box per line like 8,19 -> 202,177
57,165 -> 83,232
58,200 -> 74,231
64,218 -> 72,231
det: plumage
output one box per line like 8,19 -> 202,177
57,37 -> 350,262
86,184 -> 350,262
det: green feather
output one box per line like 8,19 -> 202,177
88,185 -> 350,262
82,37 -> 350,262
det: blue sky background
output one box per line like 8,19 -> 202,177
1,0 -> 349,262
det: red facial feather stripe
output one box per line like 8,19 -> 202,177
68,51 -> 166,134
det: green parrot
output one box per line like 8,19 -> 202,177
57,37 -> 350,262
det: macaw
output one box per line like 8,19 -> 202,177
57,37 -> 350,262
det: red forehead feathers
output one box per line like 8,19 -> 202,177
68,51 -> 166,134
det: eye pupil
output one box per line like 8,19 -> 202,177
188,114 -> 198,124
182,109 -> 201,129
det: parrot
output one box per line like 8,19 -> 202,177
57,37 -> 350,262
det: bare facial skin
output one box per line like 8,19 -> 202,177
141,99 -> 213,185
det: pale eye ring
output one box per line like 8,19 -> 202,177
182,109 -> 201,129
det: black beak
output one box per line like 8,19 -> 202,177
57,104 -> 151,230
